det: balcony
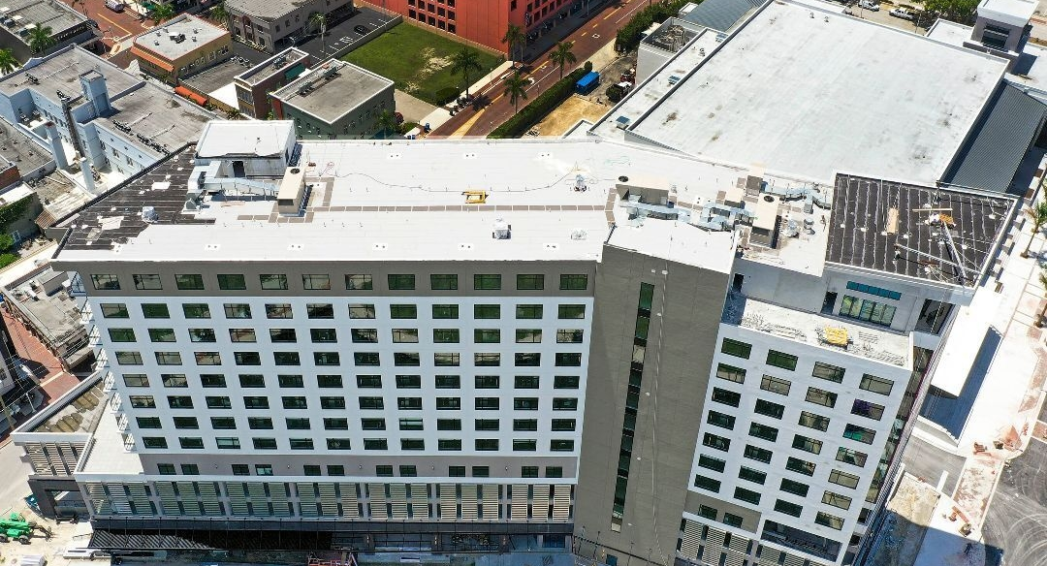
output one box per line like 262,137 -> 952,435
722,293 -> 911,369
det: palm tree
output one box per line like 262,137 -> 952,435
1039,268 -> 1047,327
151,2 -> 174,25
549,41 -> 577,80
225,108 -> 241,120
450,48 -> 483,99
1023,200 -> 1047,257
210,1 -> 229,27
502,23 -> 524,65
27,27 -> 55,55
503,70 -> 529,114
0,49 -> 18,75
376,110 -> 397,139
310,13 -> 327,56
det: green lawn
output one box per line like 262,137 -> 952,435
343,23 -> 503,106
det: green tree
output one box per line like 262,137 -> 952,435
1024,200 -> 1047,257
450,48 -> 483,99
225,108 -> 241,120
0,49 -> 18,75
549,41 -> 577,80
27,27 -> 55,55
376,110 -> 398,139
310,13 -> 327,56
1039,268 -> 1047,327
503,70 -> 529,114
211,1 -> 229,27
502,23 -> 524,65
151,2 -> 175,25
923,0 -> 979,24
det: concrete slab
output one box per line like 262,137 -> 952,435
394,90 -> 436,123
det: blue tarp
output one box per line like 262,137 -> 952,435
575,72 -> 600,94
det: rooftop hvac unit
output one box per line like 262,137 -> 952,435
570,229 -> 587,241
492,218 -> 511,240
141,206 -> 158,222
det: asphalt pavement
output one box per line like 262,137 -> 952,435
982,436 -> 1047,566
0,434 -> 34,517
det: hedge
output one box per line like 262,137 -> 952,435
489,68 -> 587,139
615,0 -> 695,53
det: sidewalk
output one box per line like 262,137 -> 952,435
417,61 -> 515,135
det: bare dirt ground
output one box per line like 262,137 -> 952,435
533,96 -> 609,137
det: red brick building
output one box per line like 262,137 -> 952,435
362,0 -> 585,55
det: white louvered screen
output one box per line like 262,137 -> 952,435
703,527 -> 725,563
155,482 -> 180,515
318,483 -> 339,516
410,484 -> 428,519
340,483 -> 359,518
108,484 -> 131,514
389,483 -> 408,519
461,484 -> 478,520
532,485 -> 550,520
84,483 -> 110,515
680,520 -> 702,560
197,482 -> 222,516
126,484 -> 151,515
247,483 -> 269,516
783,554 -> 805,566
439,484 -> 456,521
552,484 -> 571,521
270,483 -> 291,517
177,482 -> 201,516
368,483 -> 388,519
481,484 -> 498,520
298,482 -> 318,517
758,547 -> 782,566
510,484 -> 527,521
226,482 -> 249,516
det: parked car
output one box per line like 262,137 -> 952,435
105,0 -> 125,11
858,0 -> 880,10
353,25 -> 369,34
889,7 -> 915,19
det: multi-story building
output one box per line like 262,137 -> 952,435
226,0 -> 355,53
131,14 -> 232,86
270,60 -> 394,139
234,48 -> 311,119
0,0 -> 99,62
14,2 -> 1047,566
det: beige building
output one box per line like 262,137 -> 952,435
131,14 -> 232,85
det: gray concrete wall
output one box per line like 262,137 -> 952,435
574,244 -> 728,566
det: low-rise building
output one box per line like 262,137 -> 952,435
0,0 -> 98,62
234,48 -> 310,118
227,0 -> 354,53
131,14 -> 231,85
270,60 -> 394,139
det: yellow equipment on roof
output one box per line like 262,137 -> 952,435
823,326 -> 849,347
463,191 -> 488,204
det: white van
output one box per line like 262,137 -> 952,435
104,0 -> 125,12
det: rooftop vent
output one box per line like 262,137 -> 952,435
492,218 -> 511,240
141,206 -> 158,222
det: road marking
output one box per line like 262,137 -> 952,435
603,9 -> 617,20
580,32 -> 587,37
591,33 -> 600,39
98,13 -> 134,36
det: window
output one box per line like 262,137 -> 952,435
100,303 -> 129,318
560,274 -> 588,290
715,363 -> 746,383
157,463 -> 176,475
472,466 -> 490,478
707,411 -> 735,429
514,397 -> 539,410
760,375 -> 791,396
243,397 -> 270,409
211,417 -> 235,429
471,375 -> 498,389
274,352 -> 300,365
774,499 -> 803,517
182,304 -> 211,319
517,274 -> 545,290
738,467 -> 767,484
516,329 -> 542,343
116,351 -> 144,365
846,281 -> 901,300
321,397 -> 347,410
815,512 -> 845,530
828,469 -> 860,489
743,445 -> 772,464
558,304 -> 586,319
351,329 -> 378,344
839,295 -> 896,326
703,433 -> 731,452
155,352 -> 182,365
720,338 -> 751,359
475,398 -> 499,410
551,439 -> 575,451
201,374 -> 226,388
357,375 -> 383,388
325,418 -> 349,430
304,465 -> 321,476
754,399 -> 785,419
792,435 -> 823,454
860,374 -> 894,395
799,411 -> 831,431
723,513 -> 743,528
162,374 -> 188,388
435,375 -> 460,388
216,437 -> 241,449
314,352 -> 340,366
430,274 -> 458,290
556,329 -> 584,343
734,487 -> 761,505
307,304 -> 335,319
249,417 -> 273,430
515,375 -> 540,389
694,475 -> 721,492
516,304 -> 543,319
388,274 -> 415,290
474,329 -> 500,343
698,455 -> 726,473
206,396 -> 232,409
137,416 -> 161,429
265,304 -> 292,319
472,419 -> 499,431
822,491 -> 852,510
253,438 -> 278,450
394,352 -> 420,366
473,274 -> 501,290
194,352 -> 221,365
189,328 -> 216,343
311,328 -> 337,343
555,353 -> 581,366
851,399 -> 885,420
175,274 -> 205,290
432,304 -> 459,319
179,437 -> 204,449
91,274 -> 120,290
259,274 -> 288,290
474,353 -> 500,366
552,419 -> 576,431
224,304 -> 251,319
326,438 -> 351,450
239,374 -> 266,388
916,299 -> 953,334
513,439 -> 537,452
123,374 -> 150,387
346,274 -> 373,290
133,274 -> 163,290
781,478 -> 809,497
361,418 -> 386,431
786,457 -> 816,476
711,388 -> 741,407
812,362 -> 846,383
749,422 -> 778,441
389,304 -> 417,319
392,329 -> 419,343
766,350 -> 798,371
142,304 -> 170,319
359,397 -> 384,410
108,328 -> 136,342
474,304 -> 500,319
545,466 -> 563,478
234,352 -> 261,365
844,424 -> 876,444
302,274 -> 331,290
217,274 -> 246,290
836,447 -> 868,467
142,437 -> 167,449
313,374 -> 341,388
806,387 -> 837,408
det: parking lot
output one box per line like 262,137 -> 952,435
844,0 -> 931,35
295,6 -> 395,61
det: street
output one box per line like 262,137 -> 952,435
60,0 -> 155,49
0,434 -> 33,517
982,436 -> 1047,566
431,0 -> 650,137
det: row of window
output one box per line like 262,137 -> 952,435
140,415 -> 578,433
90,273 -> 589,293
709,387 -> 880,446
124,373 -> 582,390
114,350 -> 583,369
162,463 -> 563,479
109,327 -> 586,345
129,395 -> 580,412
100,302 -> 588,321
141,436 -> 576,452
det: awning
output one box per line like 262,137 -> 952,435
129,47 -> 173,72
173,86 -> 208,106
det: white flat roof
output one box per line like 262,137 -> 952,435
979,0 -> 1036,27
627,0 -> 1009,185
196,120 -> 295,158
56,137 -> 817,272
133,14 -> 227,60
